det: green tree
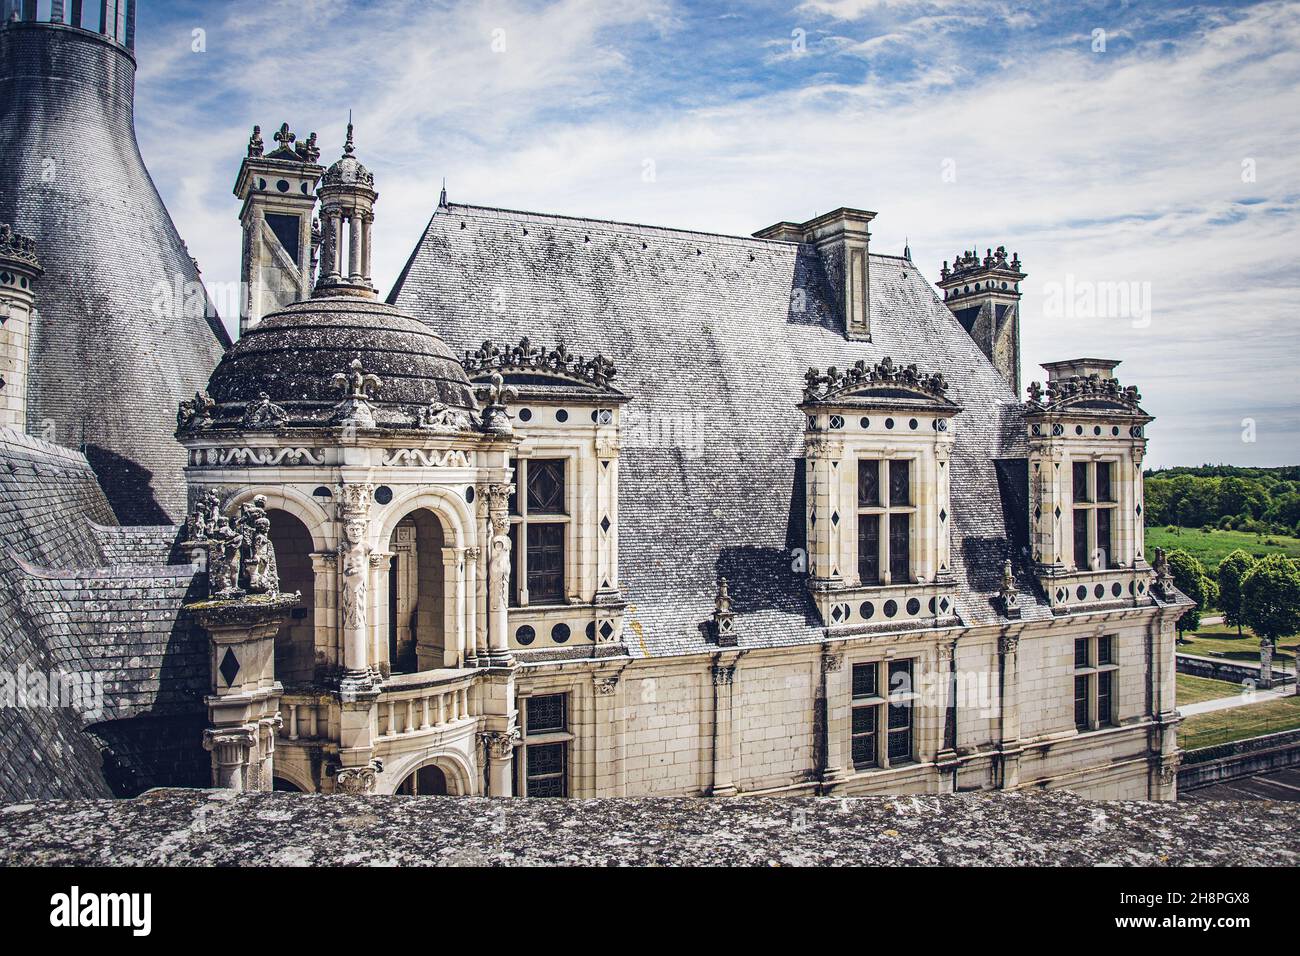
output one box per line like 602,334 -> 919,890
1216,549 -> 1256,637
1241,555 -> 1300,676
1166,548 -> 1217,638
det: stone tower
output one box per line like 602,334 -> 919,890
315,122 -> 379,298
0,223 -> 41,430
0,2 -> 230,523
234,123 -> 326,335
937,247 -> 1025,395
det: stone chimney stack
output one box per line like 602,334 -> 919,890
937,246 -> 1025,395
755,207 -> 876,341
0,223 -> 42,431
234,123 -> 326,335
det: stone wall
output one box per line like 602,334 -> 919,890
1,788 -> 1294,866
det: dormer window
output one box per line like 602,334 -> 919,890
856,458 -> 914,586
1071,460 -> 1117,571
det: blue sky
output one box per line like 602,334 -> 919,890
132,0 -> 1300,469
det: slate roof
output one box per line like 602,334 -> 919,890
0,428 -> 207,800
390,202 -> 1048,658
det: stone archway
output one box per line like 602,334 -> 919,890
268,509 -> 316,684
396,763 -> 448,795
386,508 -> 448,673
385,752 -> 474,796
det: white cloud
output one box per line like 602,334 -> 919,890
136,0 -> 1300,467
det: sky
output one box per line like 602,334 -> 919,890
130,0 -> 1300,470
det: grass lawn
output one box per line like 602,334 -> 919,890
1179,694 -> 1300,750
1178,624 -> 1298,666
1175,673 -> 1242,706
1145,525 -> 1300,570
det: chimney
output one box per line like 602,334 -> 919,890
0,223 -> 42,431
755,207 -> 876,341
937,246 -> 1025,394
234,123 -> 326,335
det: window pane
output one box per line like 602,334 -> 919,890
1072,461 -> 1090,503
1098,635 -> 1114,666
851,663 -> 877,699
526,523 -> 565,603
1073,509 -> 1089,569
858,459 -> 880,507
507,523 -> 519,605
889,460 -> 910,507
508,459 -> 521,515
527,459 -> 566,514
1096,508 -> 1112,570
887,714 -> 912,762
888,659 -> 914,697
1074,675 -> 1089,730
889,513 -> 910,582
1074,638 -> 1090,668
526,742 -> 567,798
1095,462 -> 1113,502
1098,671 -> 1114,727
527,694 -> 567,733
857,514 -> 880,585
851,706 -> 877,767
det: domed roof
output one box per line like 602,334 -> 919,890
199,295 -> 478,432
320,123 -> 374,190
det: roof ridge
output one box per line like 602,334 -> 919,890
440,201 -> 799,248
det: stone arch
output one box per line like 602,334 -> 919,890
374,485 -> 474,552
266,508 -> 316,683
225,485 -> 334,553
271,763 -> 316,794
381,750 -> 475,796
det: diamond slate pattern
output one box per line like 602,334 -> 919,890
392,202 -> 1049,657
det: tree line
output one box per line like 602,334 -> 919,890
1144,465 -> 1300,534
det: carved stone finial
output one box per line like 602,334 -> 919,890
242,391 -> 288,429
247,125 -> 264,157
273,122 -> 295,153
186,491 -> 283,598
177,390 -> 215,434
331,357 -> 382,401
999,558 -> 1021,619
463,336 -> 618,389
296,131 -> 320,164
1153,547 -> 1175,599
343,119 -> 355,156
803,356 -> 948,404
713,577 -> 737,646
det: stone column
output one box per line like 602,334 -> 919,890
997,630 -> 1022,790
486,483 -> 515,666
441,546 -> 464,669
348,212 -> 362,283
465,545 -> 482,666
710,656 -> 739,796
191,594 -> 298,792
1260,640 -> 1274,689
936,638 -> 960,789
336,482 -> 374,688
485,730 -> 517,796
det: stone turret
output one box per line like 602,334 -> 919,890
0,223 -> 41,430
315,121 -> 379,298
937,246 -> 1025,395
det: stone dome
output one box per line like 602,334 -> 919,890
321,152 -> 374,189
201,295 -> 477,431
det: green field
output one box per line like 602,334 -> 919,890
1179,694 -> 1300,750
1175,673 -> 1242,705
1145,526 -> 1300,570
1179,624 -> 1298,664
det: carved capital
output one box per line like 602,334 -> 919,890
482,729 -> 519,761
822,651 -> 844,674
335,763 -> 379,794
594,676 -> 619,696
999,632 -> 1020,656
337,482 -> 374,519
712,663 -> 736,686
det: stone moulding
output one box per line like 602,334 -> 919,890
1025,375 -> 1142,410
464,336 -> 617,390
381,448 -> 472,468
803,356 -> 949,404
188,447 -> 326,467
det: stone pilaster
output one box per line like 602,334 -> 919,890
336,481 -> 374,690
996,629 -> 1023,790
710,654 -> 740,796
820,648 -> 848,786
486,482 -> 515,666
